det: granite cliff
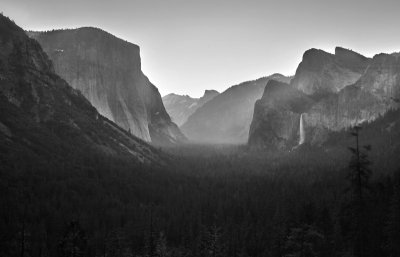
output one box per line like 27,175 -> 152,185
29,28 -> 185,145
248,80 -> 313,150
249,47 -> 400,149
301,52 -> 400,144
291,47 -> 370,96
181,74 -> 292,144
0,14 -> 164,164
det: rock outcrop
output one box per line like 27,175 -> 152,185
162,89 -> 219,126
301,53 -> 400,144
249,47 -> 400,149
291,47 -> 370,96
29,28 -> 185,145
248,80 -> 313,150
0,14 -> 164,164
181,74 -> 292,144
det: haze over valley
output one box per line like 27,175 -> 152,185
1,1 -> 400,257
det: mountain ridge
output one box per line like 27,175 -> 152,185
181,73 -> 292,144
162,89 -> 219,126
249,47 -> 400,149
0,14 -> 165,165
28,27 -> 186,145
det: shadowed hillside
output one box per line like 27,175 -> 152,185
29,28 -> 186,145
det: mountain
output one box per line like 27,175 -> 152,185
248,80 -> 313,150
302,52 -> 400,144
162,89 -> 219,126
181,74 -> 292,144
248,47 -> 400,149
322,105 -> 400,174
0,14 -> 164,165
28,28 -> 186,145
291,47 -> 370,96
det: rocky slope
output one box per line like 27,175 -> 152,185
249,47 -> 400,149
0,14 -> 164,165
302,52 -> 400,144
248,80 -> 314,150
291,47 -> 370,96
162,90 -> 219,126
181,74 -> 292,144
28,28 -> 185,145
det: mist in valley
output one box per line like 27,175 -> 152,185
1,1 -> 400,257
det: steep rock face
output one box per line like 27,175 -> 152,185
357,53 -> 400,101
0,14 -> 164,164
181,74 -> 292,144
162,89 -> 219,126
249,48 -> 400,149
198,90 -> 220,107
302,53 -> 400,144
291,47 -> 370,95
29,28 -> 185,145
248,80 -> 313,150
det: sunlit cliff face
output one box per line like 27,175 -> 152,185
249,48 -> 400,149
29,28 -> 186,145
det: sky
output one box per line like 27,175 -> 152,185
2,0 -> 400,97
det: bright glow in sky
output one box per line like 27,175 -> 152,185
2,0 -> 400,97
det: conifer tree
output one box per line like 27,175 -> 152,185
347,125 -> 372,257
199,225 -> 224,257
284,225 -> 324,257
106,229 -> 129,257
155,232 -> 169,257
387,171 -> 400,257
58,221 -> 87,257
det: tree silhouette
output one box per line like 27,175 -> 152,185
58,221 -> 87,257
347,125 -> 372,257
199,224 -> 224,257
106,228 -> 130,257
387,171 -> 400,257
284,225 -> 324,257
155,232 -> 169,257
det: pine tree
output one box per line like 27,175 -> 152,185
199,225 -> 224,257
58,221 -> 87,257
347,126 -> 372,204
106,228 -> 130,257
144,204 -> 156,257
347,125 -> 372,257
283,225 -> 324,257
155,232 -> 169,257
387,171 -> 400,257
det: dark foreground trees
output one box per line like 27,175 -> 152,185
346,126 -> 372,257
0,140 -> 399,257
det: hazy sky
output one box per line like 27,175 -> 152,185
2,0 -> 400,97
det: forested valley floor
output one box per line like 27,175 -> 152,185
1,139 -> 400,257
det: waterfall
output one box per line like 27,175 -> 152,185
299,113 -> 305,145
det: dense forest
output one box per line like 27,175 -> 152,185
1,123 -> 400,257
1,7 -> 399,257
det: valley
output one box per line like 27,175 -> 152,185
1,7 -> 400,257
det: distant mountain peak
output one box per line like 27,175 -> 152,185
181,74 -> 292,144
292,47 -> 369,95
391,52 -> 400,58
203,89 -> 219,96
335,46 -> 363,57
162,89 -> 219,126
202,90 -> 219,100
302,48 -> 332,60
